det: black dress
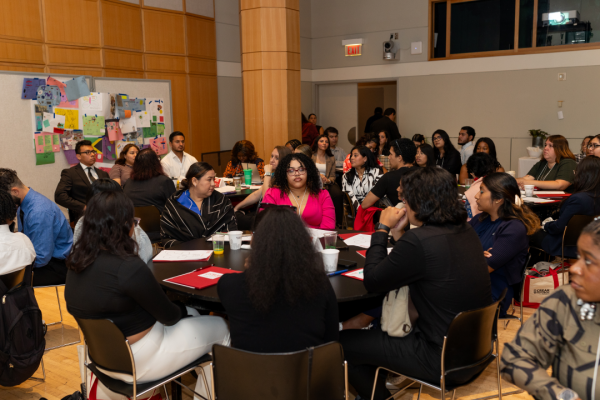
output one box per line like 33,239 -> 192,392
123,175 -> 176,213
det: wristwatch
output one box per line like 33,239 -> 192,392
375,222 -> 391,234
558,389 -> 578,400
264,172 -> 273,177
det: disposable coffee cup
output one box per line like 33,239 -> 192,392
524,184 -> 534,197
321,249 -> 339,273
507,171 -> 516,178
243,169 -> 252,185
228,230 -> 243,250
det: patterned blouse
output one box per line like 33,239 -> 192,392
342,167 -> 383,211
223,158 -> 265,178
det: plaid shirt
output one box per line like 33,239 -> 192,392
575,153 -> 586,164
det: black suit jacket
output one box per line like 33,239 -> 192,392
55,164 -> 109,222
369,116 -> 401,141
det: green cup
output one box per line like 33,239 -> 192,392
243,169 -> 252,185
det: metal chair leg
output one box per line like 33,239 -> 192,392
28,356 -> 46,382
451,390 -> 456,400
417,384 -> 423,400
198,367 -> 212,400
496,351 -> 503,400
163,384 -> 170,400
45,286 -> 64,327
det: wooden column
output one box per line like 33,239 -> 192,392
240,0 -> 301,159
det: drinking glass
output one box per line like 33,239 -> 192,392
323,233 -> 337,249
233,176 -> 242,191
213,234 -> 224,255
465,178 -> 474,189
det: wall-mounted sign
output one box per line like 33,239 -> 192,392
342,38 -> 364,57
345,44 -> 362,56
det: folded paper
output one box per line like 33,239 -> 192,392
65,76 -> 90,101
150,136 -> 168,155
106,119 -> 123,141
46,77 -> 66,96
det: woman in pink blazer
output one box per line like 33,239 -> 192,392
262,153 -> 335,230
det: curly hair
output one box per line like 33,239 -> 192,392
480,173 -> 540,235
401,167 -> 467,225
474,138 -> 501,169
271,153 -> 322,197
246,207 -> 328,313
311,134 -> 334,157
130,148 -> 165,181
0,190 -> 16,225
285,139 -> 301,150
230,140 -> 258,165
115,143 -> 140,166
67,191 -> 138,273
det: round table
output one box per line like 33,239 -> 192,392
150,231 -> 385,320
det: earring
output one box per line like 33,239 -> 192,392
577,298 -> 597,321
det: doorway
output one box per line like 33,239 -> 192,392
357,81 -> 397,137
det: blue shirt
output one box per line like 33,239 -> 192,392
18,189 -> 73,268
177,190 -> 201,216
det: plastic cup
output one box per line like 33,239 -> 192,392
321,249 -> 339,273
524,185 -> 534,197
465,178 -> 474,189
507,171 -> 516,178
323,233 -> 337,249
233,176 -> 242,191
243,169 -> 252,185
228,230 -> 243,250
213,234 -> 224,255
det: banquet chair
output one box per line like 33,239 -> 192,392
77,317 -> 213,400
561,214 -> 596,269
370,293 -> 505,400
342,192 -> 356,229
499,254 -> 531,329
210,342 -> 348,400
134,206 -> 162,254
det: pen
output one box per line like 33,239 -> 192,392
328,269 -> 348,277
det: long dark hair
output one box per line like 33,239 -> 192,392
180,162 -> 214,191
480,173 -> 540,235
311,134 -> 334,157
130,148 -> 165,181
285,139 -> 301,150
366,133 -> 380,156
412,134 -> 425,144
246,207 -> 328,312
85,178 -> 121,203
115,144 -> 140,166
474,138 -> 501,169
466,152 -> 496,179
346,146 -> 379,183
230,140 -> 258,165
0,190 -> 16,224
572,155 -> 600,197
432,129 -> 458,158
67,191 -> 138,273
377,130 -> 391,156
272,153 -> 321,197
401,167 -> 467,225
417,144 -> 435,167
301,113 -> 309,125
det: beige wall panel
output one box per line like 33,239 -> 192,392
0,40 -> 45,64
188,57 -> 216,75
47,46 -> 102,67
186,0 -> 214,18
44,0 -> 101,46
187,16 -> 216,59
0,0 -> 44,42
0,63 -> 45,73
101,1 -> 143,51
104,68 -> 144,78
240,0 -> 299,10
189,74 -> 220,154
144,54 -> 186,72
242,71 -> 265,157
146,71 -> 190,142
48,67 -> 104,77
143,10 -> 186,54
103,49 -> 144,70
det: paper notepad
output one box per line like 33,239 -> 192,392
343,234 -> 373,248
215,186 -> 237,193
153,250 -> 213,262
523,197 -> 556,204
164,266 -> 241,289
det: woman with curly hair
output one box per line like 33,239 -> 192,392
123,148 -> 175,213
223,140 -> 265,179
262,153 -> 335,229
217,206 -> 338,352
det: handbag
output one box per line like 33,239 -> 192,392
381,286 -> 419,337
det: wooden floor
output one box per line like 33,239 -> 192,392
1,287 -> 537,400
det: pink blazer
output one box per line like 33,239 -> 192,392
262,187 -> 335,230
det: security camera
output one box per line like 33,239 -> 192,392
383,40 -> 396,60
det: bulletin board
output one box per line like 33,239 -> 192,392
0,72 -> 93,212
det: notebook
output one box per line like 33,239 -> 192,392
164,266 -> 241,290
342,269 -> 364,281
153,250 -> 213,263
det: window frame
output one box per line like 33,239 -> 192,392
429,0 -> 600,60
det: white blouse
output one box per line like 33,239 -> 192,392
342,167 -> 383,211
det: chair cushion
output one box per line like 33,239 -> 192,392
87,353 -> 212,397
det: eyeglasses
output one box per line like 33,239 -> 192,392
587,143 -> 600,150
79,150 -> 98,156
433,136 -> 443,142
287,167 -> 307,176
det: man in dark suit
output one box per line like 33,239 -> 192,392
369,107 -> 401,141
55,140 -> 109,225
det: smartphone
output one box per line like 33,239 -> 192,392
337,259 -> 357,269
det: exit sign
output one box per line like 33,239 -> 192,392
345,44 -> 362,56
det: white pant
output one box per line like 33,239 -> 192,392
101,309 -> 229,398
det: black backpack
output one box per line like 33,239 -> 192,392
0,273 -> 46,386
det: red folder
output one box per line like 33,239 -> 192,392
536,194 -> 571,199
164,266 -> 241,290
356,250 -> 367,258
342,268 -> 364,281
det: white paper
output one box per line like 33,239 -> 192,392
119,116 -> 137,134
42,112 -> 66,132
523,197 -> 555,203
153,250 -> 213,262
343,234 -> 373,248
249,185 -> 262,189
534,191 -> 565,195
207,234 -> 252,242
134,110 -> 151,128
147,98 -> 165,123
307,228 -> 337,238
558,111 -> 564,120
80,92 -> 103,111
215,186 -> 237,193
345,269 -> 364,279
199,271 -> 223,280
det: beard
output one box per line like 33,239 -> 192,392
11,194 -> 21,207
